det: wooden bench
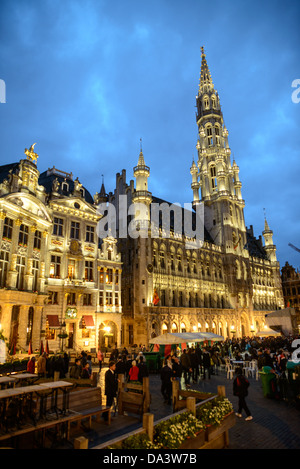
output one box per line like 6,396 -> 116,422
61,387 -> 111,430
172,380 -> 214,412
117,376 -> 150,421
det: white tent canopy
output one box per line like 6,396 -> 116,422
149,332 -> 224,345
255,327 -> 281,337
265,307 -> 296,335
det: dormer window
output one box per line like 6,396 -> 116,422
62,181 -> 69,192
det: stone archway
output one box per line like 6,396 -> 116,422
98,321 -> 118,349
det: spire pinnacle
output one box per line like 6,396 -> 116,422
199,46 -> 213,92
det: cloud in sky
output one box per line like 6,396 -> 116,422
0,0 -> 299,269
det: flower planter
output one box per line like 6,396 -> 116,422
179,431 -> 205,449
205,412 -> 236,442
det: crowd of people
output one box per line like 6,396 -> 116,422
26,335 -> 299,412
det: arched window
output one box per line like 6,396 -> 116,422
215,124 -> 220,145
206,125 -> 213,147
203,95 -> 209,109
210,165 -> 217,189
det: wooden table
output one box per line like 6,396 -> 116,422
39,381 -> 73,418
0,385 -> 41,431
0,376 -> 17,389
11,373 -> 39,386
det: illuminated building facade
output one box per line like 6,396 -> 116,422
0,147 -> 122,354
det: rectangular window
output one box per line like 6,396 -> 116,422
106,268 -> 113,284
83,293 -> 92,306
68,259 -> 75,280
99,291 -> 104,307
3,217 -> 13,240
32,259 -> 39,291
115,293 -> 119,306
70,221 -> 80,240
0,250 -> 9,287
67,293 -> 76,305
18,224 -> 28,246
106,291 -> 113,306
48,291 -> 59,305
85,225 -> 95,243
16,255 -> 26,289
84,261 -> 94,281
34,230 -> 42,250
53,217 -> 63,236
50,255 -> 61,278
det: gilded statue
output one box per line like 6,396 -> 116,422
25,143 -> 38,164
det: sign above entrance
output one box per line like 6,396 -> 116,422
65,307 -> 77,319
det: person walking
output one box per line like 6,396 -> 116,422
97,348 -> 104,372
104,361 -> 118,420
202,347 -> 211,380
233,367 -> 253,421
180,349 -> 192,387
160,358 -> 173,404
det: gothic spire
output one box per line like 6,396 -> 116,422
199,46 -> 214,92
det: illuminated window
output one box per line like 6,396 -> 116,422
50,255 -> 61,278
68,259 -> 75,280
84,261 -> 93,281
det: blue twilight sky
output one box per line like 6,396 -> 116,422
0,0 -> 299,270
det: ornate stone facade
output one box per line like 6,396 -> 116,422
0,153 -> 122,354
107,49 -> 284,346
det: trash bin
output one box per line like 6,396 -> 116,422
144,352 -> 161,373
259,368 -> 278,398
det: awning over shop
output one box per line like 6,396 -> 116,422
46,315 -> 60,328
83,315 -> 95,327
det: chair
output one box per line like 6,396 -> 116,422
227,365 -> 234,379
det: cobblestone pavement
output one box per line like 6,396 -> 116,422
95,365 -> 300,450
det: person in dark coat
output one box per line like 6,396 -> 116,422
160,359 -> 173,404
137,355 -> 149,383
233,367 -> 252,420
202,347 -> 211,380
104,361 -> 118,420
180,349 -> 192,386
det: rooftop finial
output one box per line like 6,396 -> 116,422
201,46 -> 205,55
